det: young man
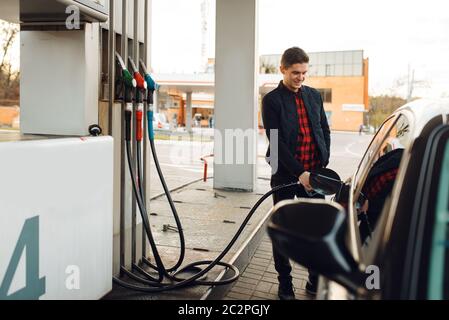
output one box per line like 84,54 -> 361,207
262,47 -> 331,300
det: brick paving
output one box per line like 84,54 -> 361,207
224,234 -> 313,301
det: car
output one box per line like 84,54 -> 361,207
152,112 -> 170,131
361,124 -> 376,134
268,99 -> 449,300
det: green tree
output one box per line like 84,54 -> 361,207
0,21 -> 20,102
260,61 -> 278,74
368,95 -> 407,129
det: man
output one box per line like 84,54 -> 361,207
262,47 -> 331,300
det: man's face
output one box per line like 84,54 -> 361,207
280,63 -> 308,92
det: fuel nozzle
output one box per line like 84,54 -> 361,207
139,59 -> 159,141
115,52 -> 136,104
115,52 -> 136,141
139,59 -> 159,105
128,57 -> 147,142
128,57 -> 147,103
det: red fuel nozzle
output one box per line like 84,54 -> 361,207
134,72 -> 147,91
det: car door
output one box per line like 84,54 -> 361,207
318,113 -> 411,299
401,124 -> 449,299
359,113 -> 449,299
346,113 -> 413,263
426,125 -> 449,299
334,112 -> 412,301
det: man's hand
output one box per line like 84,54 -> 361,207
299,171 -> 313,192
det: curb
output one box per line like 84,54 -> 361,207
150,176 -> 213,201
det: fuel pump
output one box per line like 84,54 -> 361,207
115,52 -> 143,281
115,53 -> 168,287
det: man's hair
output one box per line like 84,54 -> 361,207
281,47 -> 309,68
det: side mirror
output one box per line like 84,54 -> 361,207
267,199 -> 365,293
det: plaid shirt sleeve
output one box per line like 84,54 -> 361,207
363,168 -> 399,201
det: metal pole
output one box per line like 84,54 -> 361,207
131,0 -> 139,266
142,0 -> 149,260
120,0 -> 128,275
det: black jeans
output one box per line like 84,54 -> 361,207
271,179 -> 323,285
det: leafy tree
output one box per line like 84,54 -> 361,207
260,61 -> 278,74
0,21 -> 20,102
368,95 -> 407,129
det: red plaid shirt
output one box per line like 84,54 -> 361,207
363,168 -> 399,200
294,90 -> 321,171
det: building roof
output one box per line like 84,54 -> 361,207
154,73 -> 283,95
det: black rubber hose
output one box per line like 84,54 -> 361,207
135,140 -> 162,277
132,135 -> 185,274
136,141 -> 146,208
124,139 -> 167,275
147,138 -> 187,273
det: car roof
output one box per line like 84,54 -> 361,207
396,98 -> 449,138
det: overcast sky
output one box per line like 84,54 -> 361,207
152,0 -> 449,99
2,0 -> 447,99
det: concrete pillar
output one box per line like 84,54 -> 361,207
214,0 -> 258,191
185,91 -> 193,133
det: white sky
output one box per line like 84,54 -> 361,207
152,0 -> 449,98
2,0 -> 448,98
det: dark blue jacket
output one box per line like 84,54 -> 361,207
262,81 -> 331,182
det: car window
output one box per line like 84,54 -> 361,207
352,114 -> 412,246
334,115 -> 397,256
354,115 -> 397,187
427,138 -> 449,300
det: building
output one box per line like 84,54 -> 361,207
0,105 -> 20,129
